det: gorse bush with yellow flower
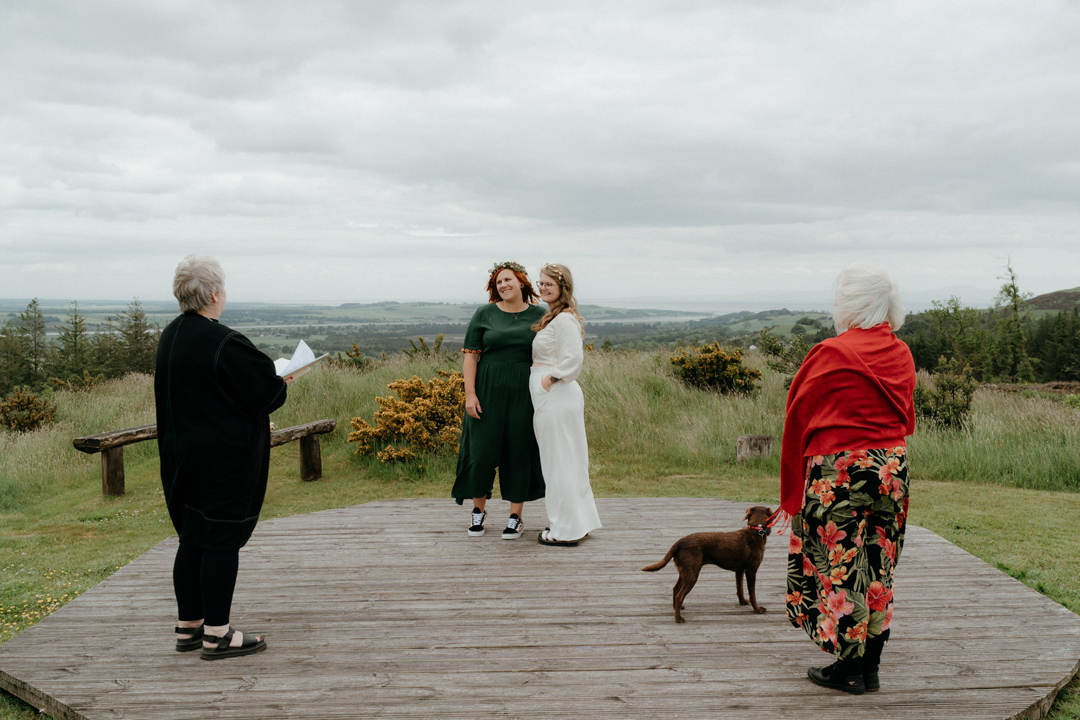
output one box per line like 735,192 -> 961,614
670,342 -> 762,394
347,369 -> 465,467
0,386 -> 58,433
51,370 -> 106,393
326,343 -> 377,373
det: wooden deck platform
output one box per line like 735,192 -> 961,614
2,498 -> 1078,720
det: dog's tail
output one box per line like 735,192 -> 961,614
641,547 -> 676,572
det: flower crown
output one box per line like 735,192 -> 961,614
489,260 -> 527,276
541,263 -> 565,285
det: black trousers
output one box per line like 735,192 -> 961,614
173,540 -> 239,627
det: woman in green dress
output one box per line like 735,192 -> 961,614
452,261 -> 546,539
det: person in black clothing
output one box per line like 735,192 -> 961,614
155,255 -> 288,660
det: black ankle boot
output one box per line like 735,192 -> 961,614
808,655 -> 865,695
863,630 -> 889,691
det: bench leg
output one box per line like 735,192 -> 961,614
101,447 -> 125,496
299,434 -> 322,482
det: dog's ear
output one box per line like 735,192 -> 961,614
743,507 -> 752,522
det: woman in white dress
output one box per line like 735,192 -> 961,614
530,263 -> 602,546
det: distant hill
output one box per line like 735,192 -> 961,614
1028,287 -> 1080,311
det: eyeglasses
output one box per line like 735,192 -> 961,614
536,282 -> 558,289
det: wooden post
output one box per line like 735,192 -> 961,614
736,434 -> 774,463
101,447 -> 125,496
299,434 -> 322,482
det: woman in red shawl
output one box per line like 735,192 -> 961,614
781,262 -> 916,695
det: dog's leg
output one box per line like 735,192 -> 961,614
736,569 -> 748,606
672,577 -> 686,623
673,563 -> 701,623
746,569 -> 766,613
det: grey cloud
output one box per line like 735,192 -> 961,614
1,0 -> 1078,302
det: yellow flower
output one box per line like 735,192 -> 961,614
348,370 -> 465,464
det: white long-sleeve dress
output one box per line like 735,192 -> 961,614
529,312 -> 602,541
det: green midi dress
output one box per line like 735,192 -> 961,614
452,302 -> 546,505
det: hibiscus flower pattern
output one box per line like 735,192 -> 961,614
785,446 -> 908,660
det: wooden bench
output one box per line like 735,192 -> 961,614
73,419 -> 338,496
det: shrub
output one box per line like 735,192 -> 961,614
0,387 -> 58,433
914,357 -> 978,429
52,370 -> 105,393
670,342 -> 761,394
348,369 -> 465,466
376,445 -> 417,464
327,343 -> 376,373
1064,394 -> 1080,410
403,334 -> 454,363
757,328 -> 810,388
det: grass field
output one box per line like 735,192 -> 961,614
2,352 -> 1079,719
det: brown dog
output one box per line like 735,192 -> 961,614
641,505 -> 773,623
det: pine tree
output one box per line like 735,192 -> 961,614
16,299 -> 52,389
0,320 -> 25,396
1028,308 -> 1080,382
54,301 -> 92,379
1064,308 -> 1080,381
116,299 -> 159,375
918,296 -> 996,380
91,315 -> 123,378
993,262 -> 1034,383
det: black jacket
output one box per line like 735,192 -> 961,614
155,312 -> 287,550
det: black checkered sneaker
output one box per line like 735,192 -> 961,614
468,508 -> 486,537
502,513 -> 524,539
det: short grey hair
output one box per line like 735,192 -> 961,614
173,255 -> 225,313
832,261 -> 906,333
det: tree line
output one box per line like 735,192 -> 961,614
3,264 -> 1077,402
897,266 -> 1079,383
0,299 -> 159,397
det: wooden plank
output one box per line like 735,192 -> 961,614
270,419 -> 336,448
74,419 -> 335,454
73,424 -> 157,453
0,499 -> 1077,720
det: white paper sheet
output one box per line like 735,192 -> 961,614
274,340 -> 327,379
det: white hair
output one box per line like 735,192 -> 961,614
173,255 -> 225,313
832,261 -> 906,333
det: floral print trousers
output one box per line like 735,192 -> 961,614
786,447 -> 909,660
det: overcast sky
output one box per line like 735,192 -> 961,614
1,0 -> 1078,310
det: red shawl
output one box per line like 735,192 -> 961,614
780,324 -> 916,516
